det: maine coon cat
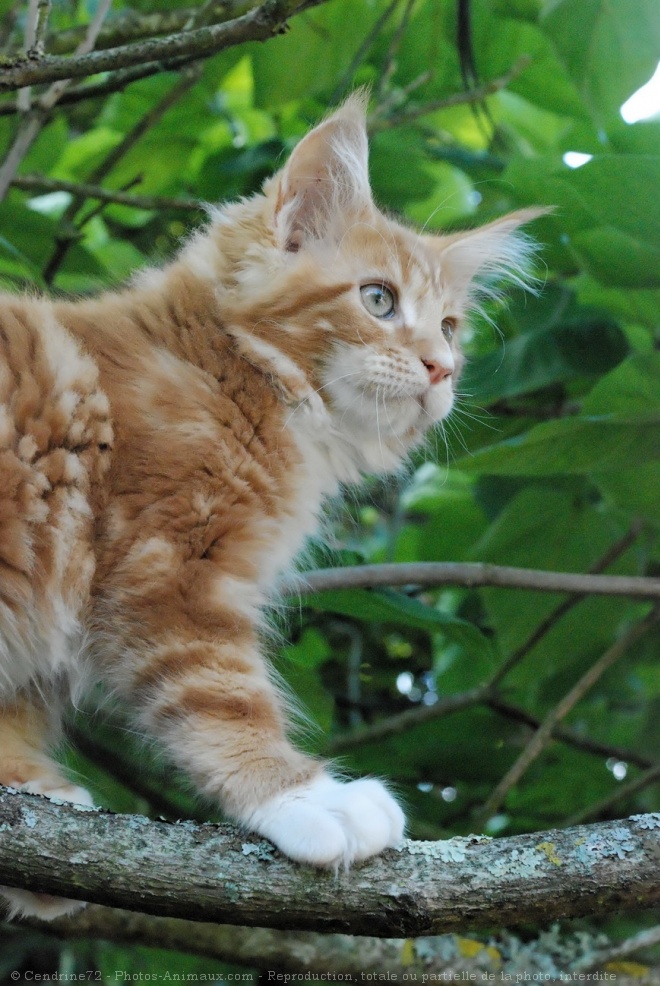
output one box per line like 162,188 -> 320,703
0,92 -> 540,920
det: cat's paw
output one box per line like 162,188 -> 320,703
19,780 -> 94,807
0,887 -> 87,921
246,774 -> 405,868
0,782 -> 94,921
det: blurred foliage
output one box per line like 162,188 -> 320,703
1,0 -> 659,978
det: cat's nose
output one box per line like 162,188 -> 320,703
421,357 -> 452,385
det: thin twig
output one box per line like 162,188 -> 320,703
565,762 -> 660,828
375,0 -> 417,105
43,68 -> 201,284
475,606 -> 660,826
324,685 -> 485,753
0,0 -> 330,94
298,562 -> 660,600
488,522 -> 643,688
573,925 -> 660,974
17,0 -> 40,113
486,696 -> 653,771
29,0 -> 52,57
46,1 -> 257,55
0,0 -> 113,201
369,55 -> 531,132
330,0 -> 401,104
10,173 -> 203,210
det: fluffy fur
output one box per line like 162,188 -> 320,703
0,93 -> 540,918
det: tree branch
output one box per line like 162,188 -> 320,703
20,906 -> 660,979
576,924 -> 660,974
10,173 -> 203,211
1,787 -> 660,936
0,0 -> 329,95
17,907 -> 435,977
297,562 -> 660,599
46,1 -> 256,56
0,52 -> 206,116
0,0 -> 112,200
325,685 -> 485,753
486,696 -> 654,771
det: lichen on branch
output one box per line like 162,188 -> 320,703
1,787 -> 659,936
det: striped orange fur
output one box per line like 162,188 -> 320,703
0,92 -> 542,919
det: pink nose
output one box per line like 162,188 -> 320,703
421,358 -> 452,385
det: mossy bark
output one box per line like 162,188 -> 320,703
1,788 -> 660,936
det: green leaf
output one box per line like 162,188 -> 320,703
0,233 -> 46,287
565,156 -> 660,249
305,587 -> 492,659
471,486 -> 639,666
582,351 -> 660,415
251,0 -> 383,106
503,154 -> 660,286
571,226 -> 660,289
369,127 -> 440,208
459,353 -> 660,476
595,463 -> 660,527
574,276 -> 660,331
53,127 -> 123,181
540,0 -> 660,122
475,14 -> 586,118
462,309 -> 628,403
457,415 -> 660,476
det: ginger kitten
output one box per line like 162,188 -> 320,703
0,93 -> 540,919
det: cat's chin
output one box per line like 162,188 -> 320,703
420,386 -> 455,425
343,390 -> 453,445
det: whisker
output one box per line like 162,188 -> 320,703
442,412 -> 471,455
375,384 -> 385,468
281,370 -> 362,430
381,393 -> 409,458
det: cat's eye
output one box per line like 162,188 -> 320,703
441,318 -> 455,341
360,283 -> 396,319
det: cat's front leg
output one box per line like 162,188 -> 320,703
118,629 -> 404,868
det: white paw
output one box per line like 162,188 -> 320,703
0,886 -> 87,921
19,781 -> 95,808
246,774 -> 405,868
0,781 -> 94,921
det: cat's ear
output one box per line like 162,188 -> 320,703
434,207 -> 551,294
273,90 -> 372,252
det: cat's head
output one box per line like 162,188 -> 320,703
201,92 -> 544,474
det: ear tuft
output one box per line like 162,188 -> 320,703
273,90 -> 372,249
436,207 -> 551,301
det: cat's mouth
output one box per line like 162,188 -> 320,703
417,381 -> 455,424
320,344 -> 454,439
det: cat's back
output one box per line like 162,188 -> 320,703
0,291 -> 112,500
0,292 -> 112,695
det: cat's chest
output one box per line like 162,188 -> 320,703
96,346 -> 336,591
